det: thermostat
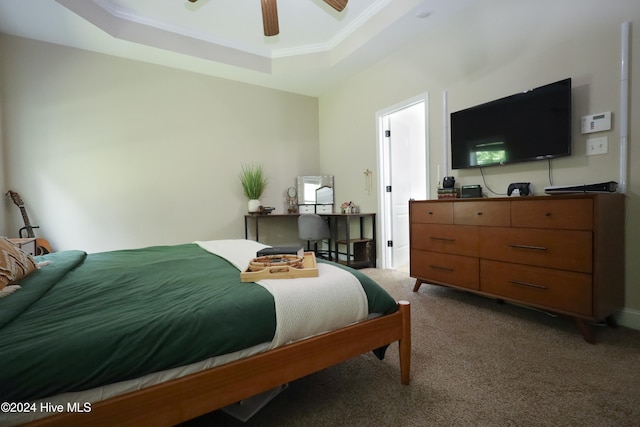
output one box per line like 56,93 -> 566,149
581,112 -> 611,134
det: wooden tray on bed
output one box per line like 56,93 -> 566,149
240,252 -> 318,282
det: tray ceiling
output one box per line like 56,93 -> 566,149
0,0 -> 474,95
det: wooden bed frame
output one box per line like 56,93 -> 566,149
26,301 -> 410,426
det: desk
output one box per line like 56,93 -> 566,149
244,213 -> 376,268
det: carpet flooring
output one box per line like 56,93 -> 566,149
181,268 -> 640,426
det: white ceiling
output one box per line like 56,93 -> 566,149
0,0 -> 474,96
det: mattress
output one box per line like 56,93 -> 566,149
0,241 -> 397,406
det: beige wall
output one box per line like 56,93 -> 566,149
1,0 -> 638,329
0,35 -> 319,252
318,0 -> 640,328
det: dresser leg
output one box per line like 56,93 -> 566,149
604,315 -> 618,328
413,279 -> 423,292
575,318 -> 596,344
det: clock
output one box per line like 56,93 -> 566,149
286,186 -> 298,214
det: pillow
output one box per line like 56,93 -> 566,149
0,237 -> 38,290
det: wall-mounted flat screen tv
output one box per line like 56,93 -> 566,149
450,78 -> 572,169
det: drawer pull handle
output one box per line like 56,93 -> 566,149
476,212 -> 483,216
428,211 -> 434,215
430,265 -> 454,272
545,212 -> 552,216
431,237 -> 455,243
510,280 -> 548,290
509,244 -> 548,251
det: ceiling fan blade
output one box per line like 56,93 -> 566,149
261,0 -> 279,36
323,0 -> 348,12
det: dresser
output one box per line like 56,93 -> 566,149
409,194 -> 625,343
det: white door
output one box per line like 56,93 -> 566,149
377,96 -> 428,271
389,113 -> 412,271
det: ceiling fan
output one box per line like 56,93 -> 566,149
187,0 -> 348,37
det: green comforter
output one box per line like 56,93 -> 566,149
0,243 -> 396,402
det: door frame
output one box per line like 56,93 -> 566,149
376,93 -> 430,270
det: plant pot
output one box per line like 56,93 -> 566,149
248,199 -> 261,213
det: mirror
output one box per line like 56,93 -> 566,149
297,176 -> 334,205
316,186 -> 333,205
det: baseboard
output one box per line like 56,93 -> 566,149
617,307 -> 640,331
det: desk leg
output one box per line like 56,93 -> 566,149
244,216 -> 260,242
345,216 -> 352,266
371,215 -> 376,267
332,217 -> 338,262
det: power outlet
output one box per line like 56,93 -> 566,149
586,136 -> 608,155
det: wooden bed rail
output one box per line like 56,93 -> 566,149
24,301 -> 410,427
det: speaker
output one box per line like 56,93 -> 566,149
461,185 -> 482,198
442,176 -> 455,189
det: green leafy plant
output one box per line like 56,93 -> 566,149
239,163 -> 267,200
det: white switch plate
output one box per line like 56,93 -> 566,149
586,136 -> 608,155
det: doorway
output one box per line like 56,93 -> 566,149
376,94 -> 429,271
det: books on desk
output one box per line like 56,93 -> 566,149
437,188 -> 460,199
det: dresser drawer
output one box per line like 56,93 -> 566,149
454,201 -> 510,226
411,249 -> 479,290
411,201 -> 453,224
480,227 -> 592,273
511,198 -> 593,230
411,224 -> 479,257
480,260 -> 592,316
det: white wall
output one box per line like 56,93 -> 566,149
0,35 -> 320,252
318,0 -> 640,327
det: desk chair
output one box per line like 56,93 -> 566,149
298,214 -> 331,259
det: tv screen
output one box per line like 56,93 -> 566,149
450,78 -> 572,169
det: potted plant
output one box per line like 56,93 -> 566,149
240,163 -> 267,212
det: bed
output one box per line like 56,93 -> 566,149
0,238 -> 410,426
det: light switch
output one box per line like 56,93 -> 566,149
586,136 -> 608,155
